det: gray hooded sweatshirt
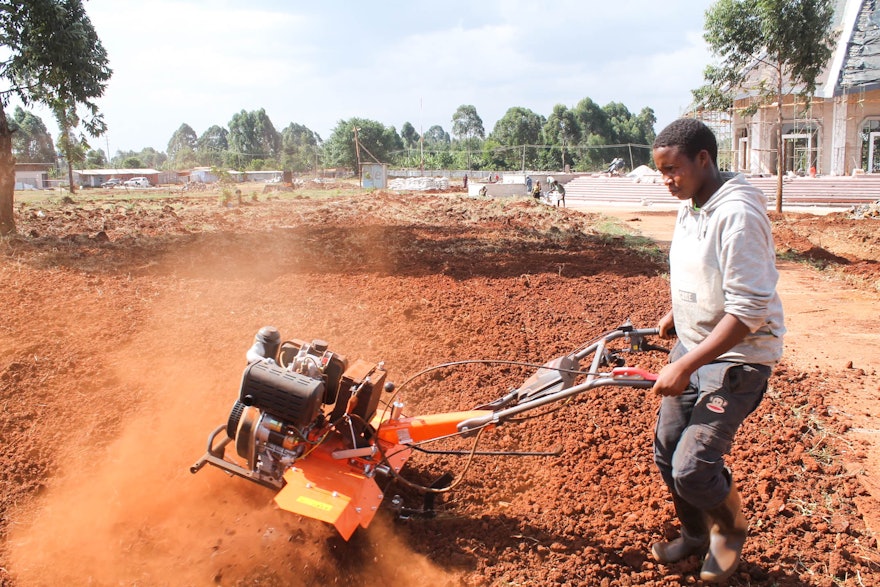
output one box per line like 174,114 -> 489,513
669,173 -> 785,366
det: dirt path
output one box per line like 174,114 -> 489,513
578,204 -> 880,532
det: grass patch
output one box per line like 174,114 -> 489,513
592,215 -> 669,266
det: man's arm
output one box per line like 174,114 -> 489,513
652,314 -> 751,397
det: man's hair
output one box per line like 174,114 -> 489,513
653,118 -> 718,165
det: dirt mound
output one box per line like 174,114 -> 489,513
1,192 -> 878,586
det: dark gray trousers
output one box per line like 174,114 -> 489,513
653,343 -> 769,510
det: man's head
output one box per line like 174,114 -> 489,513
653,118 -> 718,165
652,118 -> 722,206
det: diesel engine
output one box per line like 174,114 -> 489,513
221,326 -> 387,488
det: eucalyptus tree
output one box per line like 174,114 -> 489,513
602,102 -> 655,168
0,0 -> 111,232
573,97 -> 611,141
167,123 -> 198,168
400,122 -> 420,149
451,104 -> 484,169
9,107 -> 56,163
696,0 -> 836,212
543,104 -> 580,171
490,107 -> 545,170
280,122 -> 321,173
422,125 -> 453,169
111,147 -> 165,170
227,108 -> 281,169
196,125 -> 229,167
423,125 -> 450,148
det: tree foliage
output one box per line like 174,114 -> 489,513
543,104 -> 580,171
423,125 -> 450,147
451,104 -> 485,169
489,107 -> 545,170
696,0 -> 836,211
280,122 -> 321,173
195,125 -> 229,167
451,104 -> 485,141
167,123 -> 198,168
400,122 -> 420,149
323,118 -> 403,174
440,98 -> 655,173
111,147 -> 165,170
8,106 -> 56,163
227,108 -> 281,169
0,0 -> 111,233
85,148 -> 107,168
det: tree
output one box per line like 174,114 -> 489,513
280,122 -> 321,173
697,0 -> 836,212
323,118 -> 400,174
111,148 -> 165,170
423,125 -> 450,148
85,148 -> 107,168
0,0 -> 111,233
400,122 -> 420,149
451,104 -> 484,170
489,107 -> 545,170
167,123 -> 198,168
121,156 -> 143,169
543,104 -> 580,171
196,125 -> 228,167
9,106 -> 56,163
227,109 -> 281,169
602,102 -> 653,169
572,97 -> 611,141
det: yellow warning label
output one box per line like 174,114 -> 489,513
296,495 -> 334,512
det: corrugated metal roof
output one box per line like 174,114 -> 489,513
838,0 -> 880,92
73,168 -> 160,176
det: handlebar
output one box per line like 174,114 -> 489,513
457,323 -> 665,436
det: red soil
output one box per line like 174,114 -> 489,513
1,190 -> 878,586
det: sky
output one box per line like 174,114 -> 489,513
20,0 -> 719,156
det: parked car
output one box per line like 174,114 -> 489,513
101,178 -> 123,188
123,177 -> 151,188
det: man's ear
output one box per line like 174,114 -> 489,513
696,149 -> 712,168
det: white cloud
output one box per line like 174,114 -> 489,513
11,0 -> 717,154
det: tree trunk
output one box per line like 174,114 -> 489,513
59,120 -> 77,194
67,157 -> 76,194
775,74 -> 784,214
0,102 -> 17,236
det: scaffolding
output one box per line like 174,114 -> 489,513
694,109 -> 735,171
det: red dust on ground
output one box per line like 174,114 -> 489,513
1,190 -> 879,586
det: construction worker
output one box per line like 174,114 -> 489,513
546,176 -> 565,207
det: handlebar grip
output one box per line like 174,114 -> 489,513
611,367 -> 657,382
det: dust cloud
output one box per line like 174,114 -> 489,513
6,264 -> 458,586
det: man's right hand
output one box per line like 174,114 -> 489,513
657,311 -> 676,339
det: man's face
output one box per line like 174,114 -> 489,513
653,145 -> 711,203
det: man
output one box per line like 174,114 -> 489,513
546,176 -> 565,207
650,118 -> 785,583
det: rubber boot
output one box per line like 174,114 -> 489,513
700,483 -> 748,583
651,493 -> 709,563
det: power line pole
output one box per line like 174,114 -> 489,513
353,126 -> 362,186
